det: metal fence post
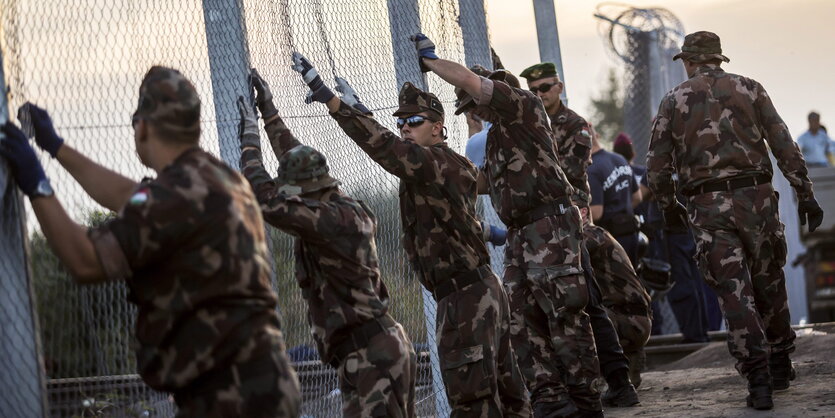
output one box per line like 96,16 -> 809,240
532,0 -> 567,103
202,0 -> 251,165
386,1 -> 450,416
0,47 -> 48,418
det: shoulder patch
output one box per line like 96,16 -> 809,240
129,188 -> 150,206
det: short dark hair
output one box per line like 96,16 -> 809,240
809,111 -> 820,120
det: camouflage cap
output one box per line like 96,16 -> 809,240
519,62 -> 559,83
276,145 -> 341,196
133,66 -> 201,141
489,69 -> 520,89
392,82 -> 444,120
469,64 -> 492,77
673,31 -> 730,63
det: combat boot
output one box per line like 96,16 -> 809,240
770,352 -> 796,390
601,367 -> 639,407
532,399 -> 580,418
746,369 -> 773,410
626,351 -> 646,388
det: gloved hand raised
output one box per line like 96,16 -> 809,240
410,33 -> 438,73
798,199 -> 824,233
662,201 -> 689,234
237,96 -> 261,151
1,122 -> 49,197
249,68 -> 279,119
291,52 -> 335,104
19,102 -> 64,158
481,221 -> 507,246
335,77 -> 372,116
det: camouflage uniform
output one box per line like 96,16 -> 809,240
330,83 -> 531,417
471,78 -> 603,413
88,67 -> 300,417
549,102 -> 593,207
647,32 -> 815,382
240,110 -> 416,417
584,225 -> 652,385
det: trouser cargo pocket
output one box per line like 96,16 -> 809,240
440,345 -> 494,404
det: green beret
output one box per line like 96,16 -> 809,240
519,63 -> 557,82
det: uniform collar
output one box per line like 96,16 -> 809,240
692,64 -> 723,77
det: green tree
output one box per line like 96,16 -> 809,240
588,68 -> 624,148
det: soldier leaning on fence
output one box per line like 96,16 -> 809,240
521,62 -> 641,408
0,66 -> 301,417
287,52 -> 531,417
236,68 -> 417,418
647,31 -> 825,410
412,34 -> 604,417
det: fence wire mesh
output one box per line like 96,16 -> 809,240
0,0 -> 493,416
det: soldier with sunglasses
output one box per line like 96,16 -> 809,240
412,33 -> 605,417
289,52 -> 531,417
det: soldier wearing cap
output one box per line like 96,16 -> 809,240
289,52 -> 531,417
1,66 -> 301,416
647,31 -> 825,410
411,34 -> 604,417
237,68 -> 417,417
521,63 -> 642,408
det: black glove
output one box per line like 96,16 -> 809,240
662,201 -> 689,234
291,52 -> 335,104
0,122 -> 49,197
249,68 -> 279,119
237,96 -> 261,151
798,199 -> 824,233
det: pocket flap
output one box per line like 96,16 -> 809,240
441,345 -> 484,370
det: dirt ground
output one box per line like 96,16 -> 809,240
606,332 -> 835,417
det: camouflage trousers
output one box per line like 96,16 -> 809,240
688,183 -> 795,377
504,206 -> 603,413
174,326 -> 301,418
337,322 -> 417,418
437,271 -> 532,418
606,310 -> 651,385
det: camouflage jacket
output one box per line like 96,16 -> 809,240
584,224 -> 651,317
647,64 -> 814,209
89,148 -> 281,391
549,101 -> 593,206
240,117 -> 391,362
331,101 -> 490,295
474,78 -> 575,226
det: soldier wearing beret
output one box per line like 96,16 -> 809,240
1,66 -> 301,416
647,31 -> 825,410
289,52 -> 531,417
238,68 -> 417,417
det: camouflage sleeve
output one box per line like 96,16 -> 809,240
240,147 -> 279,199
474,78 -> 534,122
755,82 -> 815,201
263,116 -> 303,159
561,118 -> 594,184
254,194 -> 357,244
87,182 -> 190,281
646,96 -> 678,210
330,100 -> 446,183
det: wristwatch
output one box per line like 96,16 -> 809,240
31,179 -> 54,199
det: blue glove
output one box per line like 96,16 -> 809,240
1,122 -> 48,197
19,103 -> 64,158
481,222 -> 507,246
335,77 -> 372,115
410,33 -> 438,73
291,52 -> 335,104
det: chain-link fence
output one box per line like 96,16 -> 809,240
0,0 -> 495,416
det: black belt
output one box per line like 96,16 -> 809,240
683,174 -> 771,197
433,265 -> 493,302
510,196 -> 573,228
328,315 -> 396,367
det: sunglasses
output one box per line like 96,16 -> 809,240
396,115 -> 432,129
529,82 -> 557,94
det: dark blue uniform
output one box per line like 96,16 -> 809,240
589,150 -> 640,265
